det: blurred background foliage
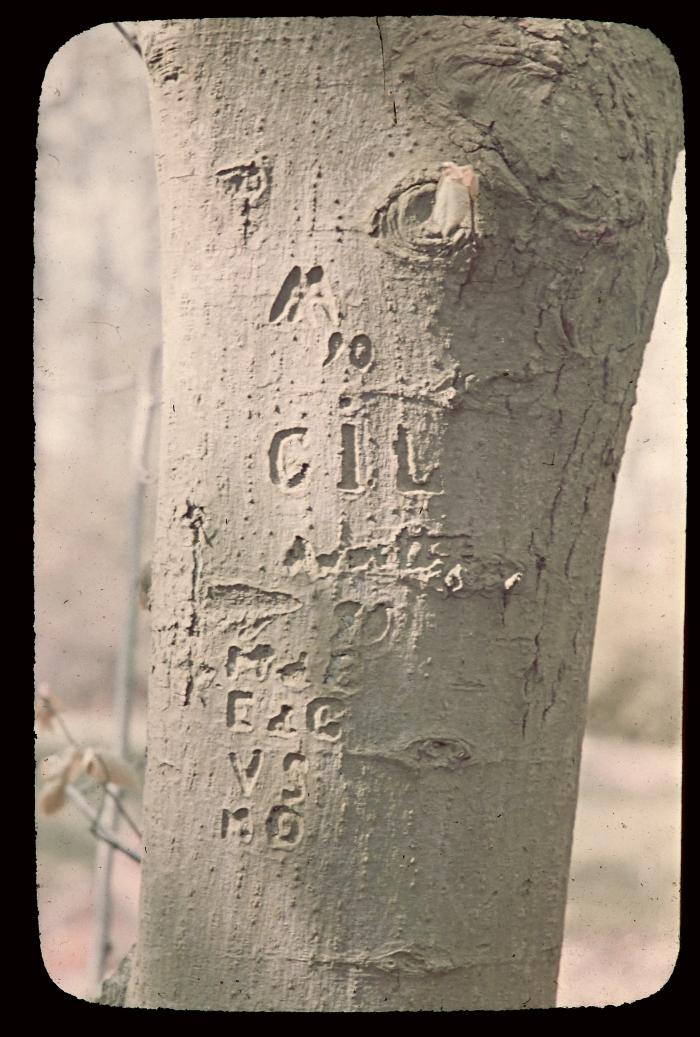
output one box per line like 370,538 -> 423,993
34,23 -> 684,1005
35,26 -> 160,714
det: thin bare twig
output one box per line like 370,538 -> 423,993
90,342 -> 160,990
113,22 -> 142,58
102,779 -> 142,839
114,344 -> 161,762
45,700 -> 79,749
64,786 -> 141,864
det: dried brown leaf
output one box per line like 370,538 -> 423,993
35,698 -> 54,733
83,749 -> 138,790
67,749 -> 89,782
38,779 -> 67,816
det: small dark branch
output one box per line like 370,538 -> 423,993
111,792 -> 142,840
93,752 -> 143,840
113,21 -> 142,58
49,702 -> 80,750
94,783 -> 107,829
65,786 -> 142,864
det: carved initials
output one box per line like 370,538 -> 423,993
269,265 -> 339,326
268,423 -> 441,494
394,424 -> 440,493
338,423 -> 361,491
267,703 -> 298,737
269,428 -> 310,492
307,698 -> 346,742
221,807 -> 253,844
226,644 -> 275,680
227,690 -> 254,732
266,805 -> 304,849
322,331 -> 373,370
281,752 -> 307,805
228,749 -> 263,796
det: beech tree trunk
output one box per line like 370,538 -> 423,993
127,17 -> 682,1011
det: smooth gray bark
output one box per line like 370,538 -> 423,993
127,17 -> 682,1011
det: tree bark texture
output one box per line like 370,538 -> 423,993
128,17 -> 682,1011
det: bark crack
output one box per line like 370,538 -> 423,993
182,500 -> 208,705
547,401 -> 593,539
376,17 -> 398,125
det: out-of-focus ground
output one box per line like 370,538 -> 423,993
559,735 -> 680,1005
35,24 -> 685,1007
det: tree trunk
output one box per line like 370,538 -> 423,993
127,17 -> 682,1010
